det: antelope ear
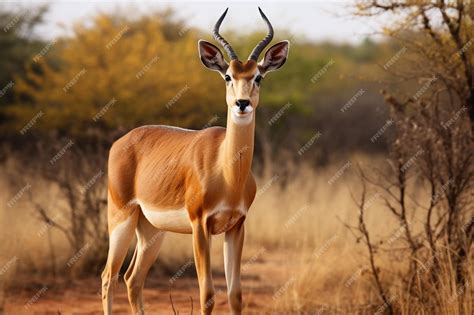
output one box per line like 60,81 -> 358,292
258,40 -> 289,75
198,40 -> 228,75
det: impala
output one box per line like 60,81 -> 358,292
101,7 -> 289,315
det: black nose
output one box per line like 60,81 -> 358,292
236,99 -> 250,112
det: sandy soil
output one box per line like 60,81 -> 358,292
3,252 -> 291,315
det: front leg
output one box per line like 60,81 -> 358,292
223,218 -> 245,315
192,220 -> 215,315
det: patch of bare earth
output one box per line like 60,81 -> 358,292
4,251 -> 290,314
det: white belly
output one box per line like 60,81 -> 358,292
137,199 -> 248,235
137,200 -> 192,234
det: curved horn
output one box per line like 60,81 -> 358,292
248,7 -> 274,61
213,8 -> 238,60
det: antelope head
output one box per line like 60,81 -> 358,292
198,7 -> 289,124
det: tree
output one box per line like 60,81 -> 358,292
347,1 -> 473,313
356,0 -> 474,126
0,4 -> 47,119
7,11 -> 224,136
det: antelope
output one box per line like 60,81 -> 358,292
101,7 -> 289,315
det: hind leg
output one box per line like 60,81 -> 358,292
102,196 -> 139,315
125,212 -> 166,314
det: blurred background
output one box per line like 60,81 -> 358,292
0,1 -> 472,314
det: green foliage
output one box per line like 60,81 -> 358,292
0,5 -> 47,108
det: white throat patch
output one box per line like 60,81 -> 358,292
231,105 -> 254,125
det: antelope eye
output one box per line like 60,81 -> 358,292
224,74 -> 231,82
255,75 -> 263,84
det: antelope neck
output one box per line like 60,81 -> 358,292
221,109 -> 255,191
